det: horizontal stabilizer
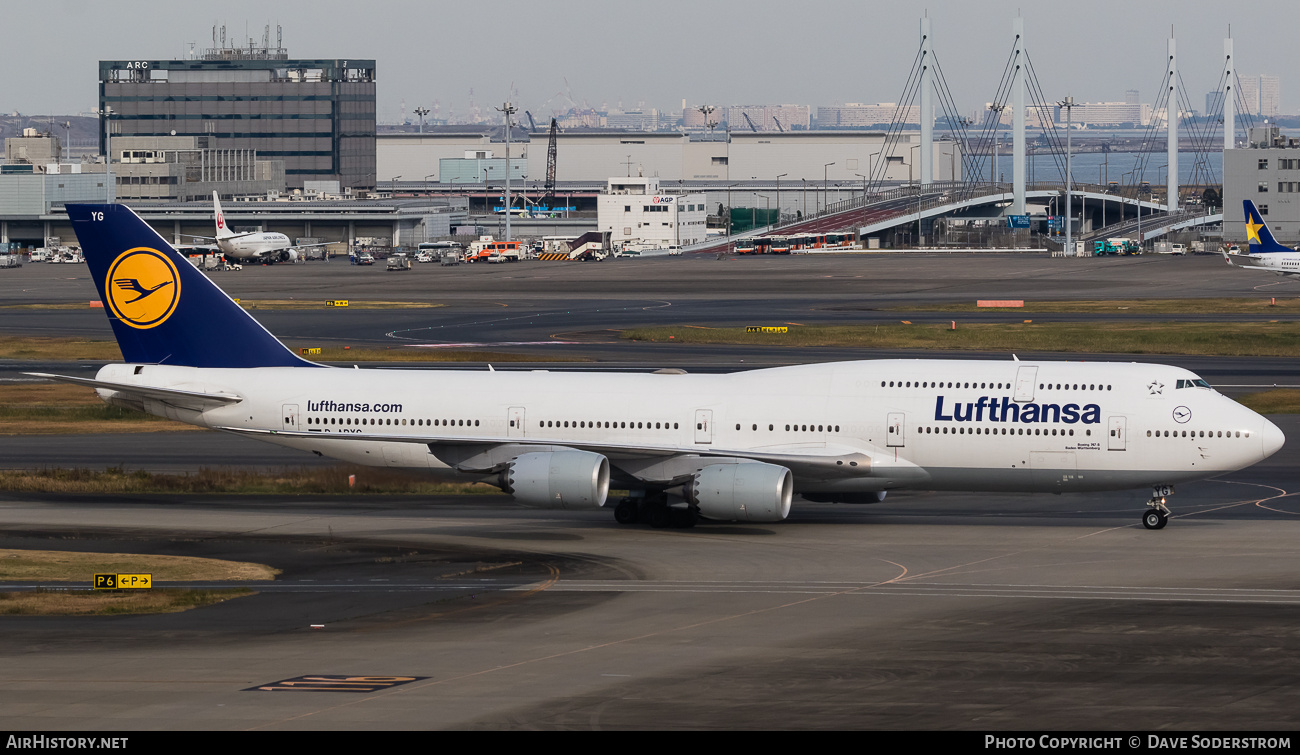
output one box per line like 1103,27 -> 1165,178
26,372 -> 243,408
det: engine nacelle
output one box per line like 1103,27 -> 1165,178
801,491 -> 888,504
282,249 -> 300,262
500,450 -> 610,510
684,462 -> 793,523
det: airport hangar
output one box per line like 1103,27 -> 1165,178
378,128 -> 961,218
0,180 -> 468,251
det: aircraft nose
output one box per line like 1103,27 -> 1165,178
1260,417 -> 1285,460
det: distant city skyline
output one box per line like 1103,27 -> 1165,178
1,0 -> 1293,123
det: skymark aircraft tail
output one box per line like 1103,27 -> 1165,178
212,191 -> 237,240
1244,199 -> 1295,253
66,203 -> 315,368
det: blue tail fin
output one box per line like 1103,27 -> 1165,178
68,203 -> 316,368
1244,200 -> 1295,254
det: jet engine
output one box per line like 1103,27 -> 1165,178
684,462 -> 793,522
499,450 -> 610,509
281,249 -> 300,262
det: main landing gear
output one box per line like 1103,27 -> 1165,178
613,493 -> 698,529
1142,485 -> 1174,530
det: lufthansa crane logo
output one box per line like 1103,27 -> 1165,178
105,247 -> 180,329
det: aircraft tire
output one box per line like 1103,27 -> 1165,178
645,503 -> 671,529
614,498 -> 639,525
1142,510 -> 1168,530
668,508 -> 698,529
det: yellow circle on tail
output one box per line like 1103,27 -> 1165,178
105,247 -> 181,329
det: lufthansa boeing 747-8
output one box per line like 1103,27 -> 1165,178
32,203 -> 1284,530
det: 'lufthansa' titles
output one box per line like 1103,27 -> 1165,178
934,395 -> 1101,424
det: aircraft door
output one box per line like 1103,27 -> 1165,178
1014,365 -> 1038,402
694,409 -> 714,444
508,407 -> 526,438
282,404 -> 299,431
1108,415 -> 1127,451
886,412 -> 905,447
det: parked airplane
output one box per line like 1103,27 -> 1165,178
38,203 -> 1284,530
188,192 -> 323,263
1223,200 -> 1300,276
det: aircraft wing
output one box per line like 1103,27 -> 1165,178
26,373 -> 244,410
214,426 -> 875,482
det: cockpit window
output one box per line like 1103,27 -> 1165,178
1176,378 -> 1213,390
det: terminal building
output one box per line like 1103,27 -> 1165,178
98,40 -> 376,191
1225,125 -> 1300,245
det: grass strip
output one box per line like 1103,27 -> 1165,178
1236,389 -> 1300,415
0,465 -> 503,496
0,588 -> 253,615
622,321 -> 1300,358
888,298 -> 1300,315
239,300 -> 443,310
0,337 -> 573,363
0,383 -> 194,434
0,549 -> 278,582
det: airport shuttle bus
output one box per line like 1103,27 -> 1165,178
42,203 -> 1284,531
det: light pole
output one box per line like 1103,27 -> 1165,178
424,173 -> 436,193
495,101 -> 518,242
391,175 -> 401,195
855,173 -> 867,202
822,162 -> 835,215
414,106 -> 429,133
776,173 -> 787,226
97,106 -> 115,202
1057,96 -> 1075,255
909,145 -> 922,246
987,103 -> 1005,185
800,178 -> 807,218
760,195 -> 771,230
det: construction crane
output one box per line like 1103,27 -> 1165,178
741,112 -> 759,132
772,116 -> 785,132
524,110 -> 538,132
542,118 -> 559,212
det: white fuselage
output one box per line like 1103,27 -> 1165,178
1235,252 -> 1300,277
91,359 -> 1282,496
217,232 -> 293,261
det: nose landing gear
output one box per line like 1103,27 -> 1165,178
1142,485 -> 1174,529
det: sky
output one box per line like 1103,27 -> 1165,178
4,0 -> 1293,121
